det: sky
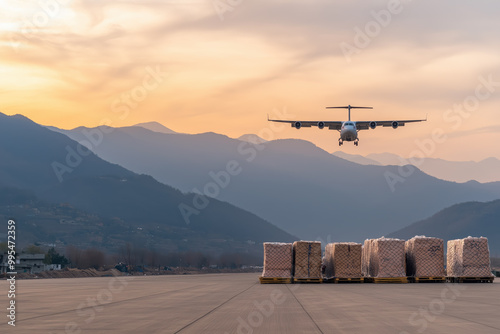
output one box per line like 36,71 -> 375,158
1,0 -> 500,161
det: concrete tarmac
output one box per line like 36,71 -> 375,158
0,273 -> 499,334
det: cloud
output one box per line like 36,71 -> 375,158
0,0 -> 499,159
447,124 -> 500,139
3,0 -> 500,96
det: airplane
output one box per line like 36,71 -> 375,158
268,105 -> 426,146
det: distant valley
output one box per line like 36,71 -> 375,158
49,123 -> 500,242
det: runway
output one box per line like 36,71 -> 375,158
1,273 -> 499,333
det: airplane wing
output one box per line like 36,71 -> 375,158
268,118 -> 343,130
355,119 -> 426,130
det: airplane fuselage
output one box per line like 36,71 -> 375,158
340,121 -> 358,142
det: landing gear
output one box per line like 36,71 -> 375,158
354,139 -> 359,146
338,139 -> 343,146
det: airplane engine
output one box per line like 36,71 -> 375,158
392,121 -> 399,129
369,121 -> 377,129
294,121 -> 302,129
317,121 -> 325,129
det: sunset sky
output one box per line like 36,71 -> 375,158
1,0 -> 500,161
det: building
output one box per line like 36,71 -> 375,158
0,253 -> 61,274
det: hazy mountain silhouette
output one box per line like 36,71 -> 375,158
388,200 -> 500,255
238,134 -> 268,144
366,152 -> 404,165
51,124 -> 500,242
336,152 -> 500,183
0,113 -> 295,253
406,157 -> 500,183
134,121 -> 177,134
332,151 -> 380,165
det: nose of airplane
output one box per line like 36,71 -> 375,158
347,128 -> 356,140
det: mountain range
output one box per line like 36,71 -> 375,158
0,113 -> 295,255
332,151 -> 500,184
389,199 -> 500,255
49,124 -> 500,243
134,121 -> 177,134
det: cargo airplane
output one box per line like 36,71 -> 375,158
268,105 -> 426,146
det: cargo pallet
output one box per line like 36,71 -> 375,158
372,277 -> 409,284
293,278 -> 323,284
446,276 -> 494,283
323,277 -> 364,284
410,276 -> 446,283
259,277 -> 292,284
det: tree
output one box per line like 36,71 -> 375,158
66,245 -> 83,268
120,243 -> 134,266
0,242 -> 7,253
164,252 -> 181,267
145,249 -> 159,267
44,247 -> 69,267
66,246 -> 106,269
83,248 -> 106,269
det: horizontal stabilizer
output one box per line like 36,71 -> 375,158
326,106 -> 373,109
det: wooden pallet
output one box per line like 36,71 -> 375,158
373,277 -> 408,284
446,276 -> 494,283
322,277 -> 364,283
332,277 -> 365,284
411,276 -> 446,283
259,277 -> 292,284
293,278 -> 323,284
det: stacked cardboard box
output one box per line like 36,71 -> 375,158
262,242 -> 293,278
405,236 -> 445,277
363,237 -> 406,278
293,241 -> 322,279
447,237 -> 493,277
324,242 -> 362,278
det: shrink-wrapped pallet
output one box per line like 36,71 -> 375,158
293,241 -> 322,279
363,237 -> 406,278
447,237 -> 493,277
262,242 -> 293,278
405,236 -> 445,277
324,243 -> 362,278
